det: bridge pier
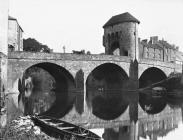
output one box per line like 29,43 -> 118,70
83,73 -> 89,114
102,60 -> 139,140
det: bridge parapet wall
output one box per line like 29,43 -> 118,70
138,58 -> 181,77
139,58 -> 175,68
8,51 -> 131,62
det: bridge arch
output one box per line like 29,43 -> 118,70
19,62 -> 76,118
139,67 -> 167,88
86,63 -> 129,120
85,61 -> 130,78
139,67 -> 167,114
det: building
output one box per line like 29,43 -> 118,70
139,36 -> 178,63
0,0 -> 8,127
103,12 -> 140,60
175,50 -> 183,64
8,16 -> 23,51
102,12 -> 182,65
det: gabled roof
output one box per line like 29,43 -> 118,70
103,12 -> 140,28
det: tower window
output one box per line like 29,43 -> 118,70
110,41 -> 120,55
124,50 -> 128,56
121,48 -> 128,56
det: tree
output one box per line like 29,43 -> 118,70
72,50 -> 91,55
23,38 -> 51,53
86,51 -> 91,55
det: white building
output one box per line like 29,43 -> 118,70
8,16 -> 23,51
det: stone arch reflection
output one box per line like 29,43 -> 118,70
86,63 -> 129,120
18,62 -> 76,118
139,93 -> 167,114
139,67 -> 167,114
165,73 -> 183,108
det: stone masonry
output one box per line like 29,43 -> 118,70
0,0 -> 8,127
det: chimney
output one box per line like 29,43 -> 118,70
150,36 -> 158,44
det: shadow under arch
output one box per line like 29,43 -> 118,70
19,62 -> 76,118
139,67 -> 167,88
86,63 -> 129,120
139,67 -> 167,114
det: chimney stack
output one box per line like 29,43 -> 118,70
150,36 -> 158,44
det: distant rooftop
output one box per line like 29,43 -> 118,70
140,36 -> 177,50
103,12 -> 140,28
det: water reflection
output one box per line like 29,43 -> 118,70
18,67 -> 56,115
86,63 -> 129,120
18,68 -> 183,140
101,96 -> 183,140
138,112 -> 181,140
101,74 -> 183,140
139,90 -> 166,114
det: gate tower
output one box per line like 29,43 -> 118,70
103,12 -> 140,60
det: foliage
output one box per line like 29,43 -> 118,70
86,51 -> 91,55
0,114 -> 56,140
23,38 -> 51,53
72,50 -> 91,55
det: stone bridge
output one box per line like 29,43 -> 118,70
7,51 -> 182,129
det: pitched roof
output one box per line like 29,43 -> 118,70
8,16 -> 16,20
103,12 -> 140,28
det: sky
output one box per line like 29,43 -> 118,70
9,0 -> 183,54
